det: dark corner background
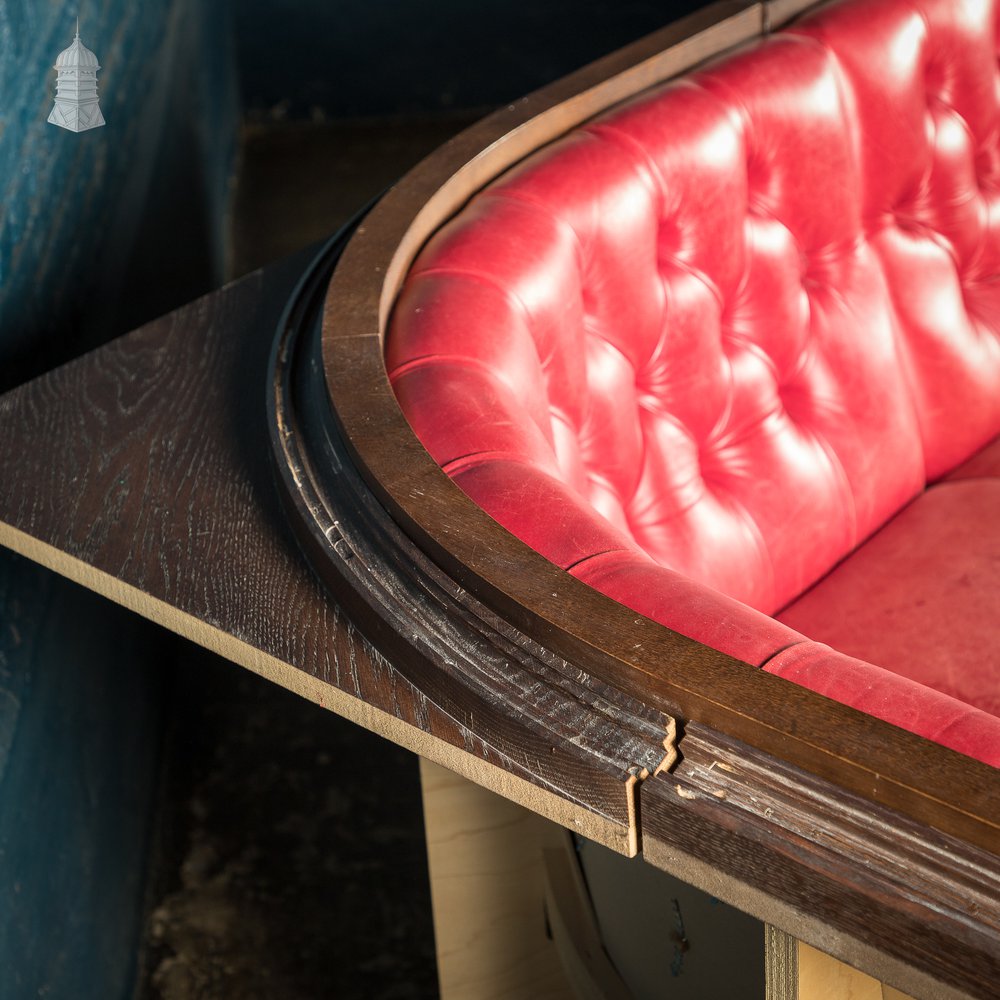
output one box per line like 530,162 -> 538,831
0,2 -> 711,998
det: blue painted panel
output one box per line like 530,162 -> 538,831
0,551 -> 165,999
0,4 -> 238,997
0,0 -> 238,389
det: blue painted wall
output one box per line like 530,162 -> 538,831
0,3 -> 238,997
0,0 -> 238,390
0,554 -> 166,999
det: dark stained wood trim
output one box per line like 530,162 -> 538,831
275,226 -> 1000,991
270,229 -> 676,853
318,0 -> 999,854
0,252 -> 644,855
642,724 -> 1000,1000
0,1 -> 995,994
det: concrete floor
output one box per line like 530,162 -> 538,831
136,113 -> 480,1000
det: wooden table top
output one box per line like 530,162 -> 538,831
0,249 -> 649,854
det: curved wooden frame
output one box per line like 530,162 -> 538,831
0,0 -> 991,993
320,0 -> 998,847
307,2 -> 1000,995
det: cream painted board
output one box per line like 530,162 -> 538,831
419,758 -> 575,1000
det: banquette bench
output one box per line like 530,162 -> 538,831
0,0 -> 997,997
387,0 -> 1000,767
311,0 -> 1000,994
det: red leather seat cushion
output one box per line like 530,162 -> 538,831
944,433 -> 1000,482
386,0 -> 1000,763
778,482 -> 1000,716
763,641 -> 1000,766
391,0 -> 1000,613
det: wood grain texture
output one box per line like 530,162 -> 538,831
318,0 -> 1000,858
766,0 -> 824,31
0,251 -> 666,855
271,236 -> 675,852
0,4 -> 997,996
420,758 -> 574,1000
798,943 -> 916,1000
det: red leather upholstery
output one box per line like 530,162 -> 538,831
779,482 -> 1000,715
387,0 -> 1000,764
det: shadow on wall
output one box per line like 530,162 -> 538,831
234,0 -> 711,118
0,0 -> 237,393
0,0 -> 711,394
236,0 -> 705,117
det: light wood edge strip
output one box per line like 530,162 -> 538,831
321,0 -> 1000,851
321,1 -> 764,345
765,0 -> 822,32
654,715 -> 679,776
372,2 -> 766,327
643,832 -> 974,1000
766,926 -> 799,1000
0,520 -> 632,856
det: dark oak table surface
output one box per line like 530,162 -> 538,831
0,251 -> 647,853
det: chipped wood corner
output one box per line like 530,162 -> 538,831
654,714 -> 679,776
626,713 -> 679,855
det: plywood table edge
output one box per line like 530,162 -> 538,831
0,518 -> 631,855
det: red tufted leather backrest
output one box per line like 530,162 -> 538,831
387,0 -> 1000,618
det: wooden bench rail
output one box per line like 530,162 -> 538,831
318,0 -> 1000,857
305,1 -> 1000,994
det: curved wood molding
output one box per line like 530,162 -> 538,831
298,3 -> 1000,992
0,0 -> 990,993
270,231 -> 675,855
317,1 -> 998,852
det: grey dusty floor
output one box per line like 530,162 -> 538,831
136,114 -> 479,1000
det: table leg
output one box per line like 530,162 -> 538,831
419,758 -> 574,999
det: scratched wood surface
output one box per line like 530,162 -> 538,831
0,160 -> 994,1000
320,0 -> 1000,860
642,724 -> 1000,1000
0,5 -> 997,996
0,252 -> 661,855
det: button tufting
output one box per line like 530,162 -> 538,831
388,0 -> 1000,619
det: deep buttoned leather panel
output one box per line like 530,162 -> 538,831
387,0 -> 1000,758
391,0 -> 1000,614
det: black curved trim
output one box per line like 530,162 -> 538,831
265,218 -> 674,835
